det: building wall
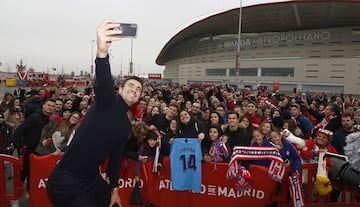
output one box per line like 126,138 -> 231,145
163,26 -> 360,94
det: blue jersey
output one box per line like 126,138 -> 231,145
170,138 -> 202,193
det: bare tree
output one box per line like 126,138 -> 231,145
16,60 -> 27,72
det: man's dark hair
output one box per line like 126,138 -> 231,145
55,98 -> 63,103
43,98 -> 56,104
228,111 -> 239,119
122,76 -> 144,91
216,104 -> 225,110
341,112 -> 353,119
168,103 -> 180,113
327,103 -> 341,116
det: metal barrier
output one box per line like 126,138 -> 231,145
0,154 -> 359,207
276,163 -> 359,207
0,154 -> 23,207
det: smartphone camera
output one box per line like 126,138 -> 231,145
115,23 -> 137,38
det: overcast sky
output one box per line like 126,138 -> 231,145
0,0 -> 285,76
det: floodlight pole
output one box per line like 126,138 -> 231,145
129,38 -> 134,76
91,40 -> 95,78
235,0 -> 243,85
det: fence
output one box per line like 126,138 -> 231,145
0,154 -> 23,207
0,154 -> 359,207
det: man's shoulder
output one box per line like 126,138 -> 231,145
153,113 -> 166,120
333,128 -> 350,136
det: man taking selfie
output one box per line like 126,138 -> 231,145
47,20 -> 143,207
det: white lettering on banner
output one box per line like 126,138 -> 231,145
37,178 -> 48,188
118,178 -> 144,188
159,179 -> 172,190
207,185 -> 216,196
36,177 -> 145,189
158,179 -> 265,199
218,31 -> 331,49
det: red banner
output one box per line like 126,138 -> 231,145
29,154 -> 276,207
29,154 -> 62,207
145,158 -> 277,207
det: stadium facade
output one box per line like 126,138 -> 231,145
156,0 -> 360,94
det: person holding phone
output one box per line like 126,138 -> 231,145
47,20 -> 143,207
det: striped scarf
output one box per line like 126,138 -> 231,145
227,146 -> 285,191
151,128 -> 165,173
311,114 -> 337,137
289,173 -> 305,207
317,114 -> 337,130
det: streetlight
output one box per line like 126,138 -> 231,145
120,54 -> 123,77
91,40 -> 95,77
235,0 -> 243,85
129,38 -> 134,76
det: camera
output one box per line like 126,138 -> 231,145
114,23 -> 137,38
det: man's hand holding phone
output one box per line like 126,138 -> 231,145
113,23 -> 137,38
96,20 -> 122,58
96,20 -> 138,58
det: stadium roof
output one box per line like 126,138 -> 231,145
156,0 -> 360,65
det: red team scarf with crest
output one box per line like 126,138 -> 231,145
208,135 -> 229,170
226,146 -> 285,191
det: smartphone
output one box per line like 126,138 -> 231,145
115,23 -> 138,38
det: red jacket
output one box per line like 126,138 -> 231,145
300,138 -> 337,162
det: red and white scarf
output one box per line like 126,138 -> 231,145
151,128 -> 164,173
289,173 -> 305,207
316,114 -> 337,130
226,146 -> 285,191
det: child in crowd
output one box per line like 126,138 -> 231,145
270,130 -> 302,174
259,121 -> 274,142
270,130 -> 304,207
203,125 -> 230,166
129,130 -> 158,205
135,130 -> 158,181
250,129 -> 273,167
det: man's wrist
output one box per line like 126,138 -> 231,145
97,51 -> 108,58
111,187 -> 118,194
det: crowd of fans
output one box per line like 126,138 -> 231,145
1,80 -> 360,203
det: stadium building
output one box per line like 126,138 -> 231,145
156,0 -> 360,94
